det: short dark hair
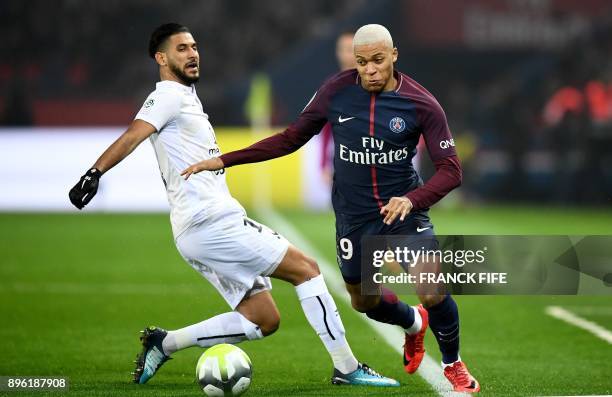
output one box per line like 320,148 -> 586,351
148,23 -> 190,58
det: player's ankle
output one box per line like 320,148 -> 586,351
441,355 -> 461,368
404,306 -> 422,335
161,333 -> 176,356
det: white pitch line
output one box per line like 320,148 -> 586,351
557,306 -> 612,316
258,206 -> 467,397
545,306 -> 612,344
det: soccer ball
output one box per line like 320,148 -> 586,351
196,344 -> 252,396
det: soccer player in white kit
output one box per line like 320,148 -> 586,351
68,23 -> 398,387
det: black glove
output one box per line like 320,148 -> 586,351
69,168 -> 102,210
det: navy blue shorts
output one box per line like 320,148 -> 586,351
335,212 -> 438,284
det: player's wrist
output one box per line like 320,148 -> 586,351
404,194 -> 416,209
86,168 -> 102,176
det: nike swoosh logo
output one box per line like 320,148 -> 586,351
338,116 -> 355,123
416,227 -> 431,233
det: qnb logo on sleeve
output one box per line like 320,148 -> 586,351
439,139 -> 455,149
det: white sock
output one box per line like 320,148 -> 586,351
162,312 -> 263,355
441,355 -> 462,368
295,274 -> 359,374
405,306 -> 422,335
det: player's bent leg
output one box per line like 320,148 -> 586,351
417,293 -> 446,308
273,246 -> 358,374
346,283 -> 428,374
337,222 -> 426,375
344,282 -> 380,312
420,294 -> 459,365
419,294 -> 479,392
236,290 -> 280,336
133,299 -> 268,384
272,246 -> 398,387
402,304 -> 429,374
161,311 -> 264,355
345,283 -> 422,333
270,244 -> 320,286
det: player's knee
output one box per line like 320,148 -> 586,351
275,247 -> 321,286
303,255 -> 320,277
350,294 -> 378,313
418,294 -> 444,308
351,300 -> 370,313
294,252 -> 320,284
259,311 -> 281,336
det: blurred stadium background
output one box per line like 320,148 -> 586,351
1,1 -> 611,396
1,0 -> 611,209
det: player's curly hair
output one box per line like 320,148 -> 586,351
148,23 -> 190,58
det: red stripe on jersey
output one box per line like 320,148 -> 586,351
369,94 -> 384,209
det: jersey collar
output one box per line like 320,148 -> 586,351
156,80 -> 196,94
355,70 -> 403,93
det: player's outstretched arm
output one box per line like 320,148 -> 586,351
181,157 -> 224,180
213,88 -> 328,169
180,121 -> 321,180
91,120 -> 157,173
220,123 -> 320,168
182,83 -> 332,178
68,119 -> 156,209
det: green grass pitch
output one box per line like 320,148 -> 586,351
0,206 -> 611,396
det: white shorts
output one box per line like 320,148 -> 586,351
175,213 -> 290,309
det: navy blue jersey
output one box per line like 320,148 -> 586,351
305,70 -> 456,223
222,69 -> 458,223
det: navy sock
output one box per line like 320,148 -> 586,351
365,288 -> 415,329
427,295 -> 460,364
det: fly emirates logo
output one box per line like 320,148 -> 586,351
339,137 -> 409,165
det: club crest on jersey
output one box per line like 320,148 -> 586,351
389,117 -> 406,133
144,99 -> 155,108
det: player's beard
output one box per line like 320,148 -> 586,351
170,61 -> 199,85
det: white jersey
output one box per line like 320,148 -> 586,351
135,80 -> 244,238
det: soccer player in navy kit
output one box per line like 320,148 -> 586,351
182,24 -> 480,393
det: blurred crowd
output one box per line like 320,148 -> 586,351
0,0 -> 365,125
1,1 -> 610,204
438,15 -> 612,204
